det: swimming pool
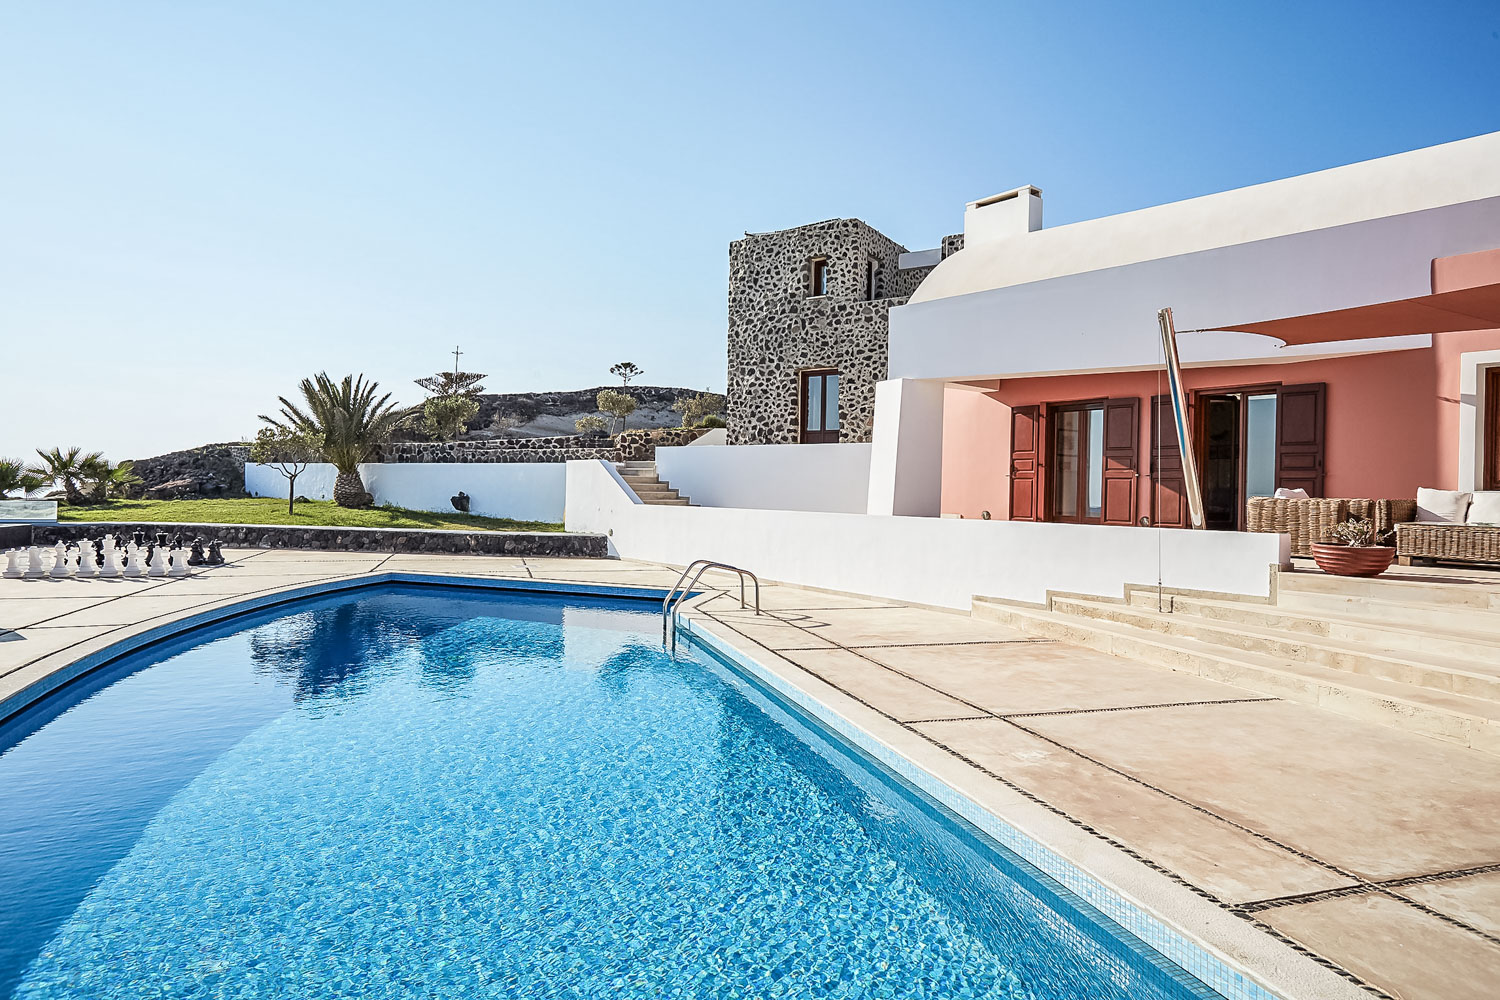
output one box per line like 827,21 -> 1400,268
0,583 -> 1225,999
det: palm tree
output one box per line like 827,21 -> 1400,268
262,373 -> 410,508
28,446 -> 103,504
0,458 -> 44,499
80,456 -> 142,502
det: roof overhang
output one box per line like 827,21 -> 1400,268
1217,247 -> 1500,345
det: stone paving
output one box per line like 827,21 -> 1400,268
3,549 -> 1498,999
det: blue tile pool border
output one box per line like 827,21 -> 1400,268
2,573 -> 1285,1000
679,616 -> 1287,1000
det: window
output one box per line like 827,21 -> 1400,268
800,369 -> 840,443
864,259 -> 880,301
809,257 -> 829,297
1051,404 -> 1106,522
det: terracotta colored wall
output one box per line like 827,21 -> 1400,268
938,344 -> 1500,521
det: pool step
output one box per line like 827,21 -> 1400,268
971,595 -> 1500,754
614,462 -> 692,506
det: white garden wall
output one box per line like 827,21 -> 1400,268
246,462 -> 565,523
566,460 -> 1287,609
653,443 -> 872,513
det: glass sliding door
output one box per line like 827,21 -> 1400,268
1050,403 -> 1106,523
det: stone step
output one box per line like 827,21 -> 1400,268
1277,569 -> 1500,610
642,496 -> 691,506
1126,590 -> 1500,659
971,597 -> 1500,754
615,461 -> 657,472
1275,588 -> 1500,635
625,480 -> 676,494
1060,595 -> 1500,702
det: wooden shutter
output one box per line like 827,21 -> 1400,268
1010,405 -> 1041,521
1150,394 -> 1188,528
1101,398 -> 1139,526
1276,383 -> 1326,496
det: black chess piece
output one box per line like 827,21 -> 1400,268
171,533 -> 183,549
132,530 -> 146,548
206,540 -> 225,566
154,531 -> 169,547
145,544 -> 155,566
188,538 -> 206,566
93,538 -> 104,567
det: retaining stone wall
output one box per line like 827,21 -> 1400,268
379,436 -> 617,464
32,523 -> 608,557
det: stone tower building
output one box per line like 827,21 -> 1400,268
726,218 -> 962,446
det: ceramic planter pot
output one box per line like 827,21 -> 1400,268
1310,543 -> 1395,578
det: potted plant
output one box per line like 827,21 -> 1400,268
1310,517 -> 1396,577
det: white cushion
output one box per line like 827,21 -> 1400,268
1274,488 -> 1310,500
1467,491 -> 1500,525
1416,488 -> 1472,523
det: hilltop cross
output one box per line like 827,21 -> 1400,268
452,345 -> 462,377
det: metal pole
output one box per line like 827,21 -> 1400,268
1157,308 -> 1206,529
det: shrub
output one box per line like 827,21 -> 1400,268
575,415 -> 608,435
672,392 -> 726,428
698,414 -> 727,429
422,394 -> 480,441
597,389 -> 638,434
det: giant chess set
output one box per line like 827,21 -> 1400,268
2,532 -> 226,580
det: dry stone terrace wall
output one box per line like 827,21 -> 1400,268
33,522 -> 607,557
380,436 -> 617,464
726,219 -> 962,445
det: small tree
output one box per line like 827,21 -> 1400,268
575,414 -> 608,435
422,394 -> 480,440
597,388 -> 638,434
609,361 -> 643,386
251,426 -> 323,514
672,392 -> 726,428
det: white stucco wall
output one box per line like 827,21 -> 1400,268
246,462 -> 565,522
866,379 -> 945,516
566,460 -> 1287,609
653,443 -> 872,513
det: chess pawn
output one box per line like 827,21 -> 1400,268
147,546 -> 168,577
50,541 -> 71,577
100,544 -> 123,578
2,549 -> 21,579
123,545 -> 144,578
168,547 -> 189,577
75,541 -> 97,578
206,540 -> 225,566
188,539 -> 206,566
24,547 -> 46,578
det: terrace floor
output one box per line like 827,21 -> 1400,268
3,548 -> 1498,1000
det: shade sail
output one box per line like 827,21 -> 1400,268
1218,247 -> 1500,345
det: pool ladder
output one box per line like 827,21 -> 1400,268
662,560 -> 760,651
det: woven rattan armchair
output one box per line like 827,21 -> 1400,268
1395,522 -> 1500,566
1246,497 -> 1417,558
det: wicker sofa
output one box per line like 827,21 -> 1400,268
1394,522 -> 1500,566
1246,497 -> 1417,558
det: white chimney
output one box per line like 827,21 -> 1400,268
963,186 -> 1042,246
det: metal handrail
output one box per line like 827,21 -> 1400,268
662,559 -> 760,650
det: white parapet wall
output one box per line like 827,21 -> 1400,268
653,443 -> 872,513
246,462 -> 566,523
566,460 -> 1288,609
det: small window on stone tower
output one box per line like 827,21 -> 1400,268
865,259 -> 880,301
809,257 -> 829,297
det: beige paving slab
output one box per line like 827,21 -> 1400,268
915,716 -> 1352,904
706,615 -> 838,650
1258,892 -> 1500,1000
525,569 -> 684,587
1022,700 -> 1500,881
740,605 -> 1036,646
0,596 -> 119,629
0,578 -> 165,598
23,593 -> 248,629
522,558 -> 648,573
1396,871 -> 1500,939
698,587 -> 902,612
860,641 -> 1258,716
0,625 -> 120,674
778,648 -> 981,723
192,562 -> 386,578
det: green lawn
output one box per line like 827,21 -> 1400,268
56,498 -> 563,532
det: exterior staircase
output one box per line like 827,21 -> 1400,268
614,461 -> 692,506
972,568 -> 1500,754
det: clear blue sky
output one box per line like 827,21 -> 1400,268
3,0 -> 1498,459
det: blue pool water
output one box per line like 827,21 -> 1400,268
0,585 -> 1213,999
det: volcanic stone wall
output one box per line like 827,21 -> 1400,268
380,436 -> 617,464
34,522 -> 607,557
726,219 -> 962,445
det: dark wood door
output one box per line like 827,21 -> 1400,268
1010,405 -> 1041,521
1275,383 -> 1326,496
799,370 -> 840,444
1100,397 -> 1139,526
1487,369 -> 1500,491
1150,394 -> 1188,528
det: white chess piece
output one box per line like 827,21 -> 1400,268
123,545 -> 144,578
147,546 -> 168,577
50,541 -> 71,577
168,548 -> 189,577
101,543 -> 122,578
24,547 -> 45,579
75,541 -> 97,578
2,549 -> 21,579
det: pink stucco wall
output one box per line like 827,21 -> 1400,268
940,333 -> 1500,520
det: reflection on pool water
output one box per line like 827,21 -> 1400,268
0,585 -> 1215,999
